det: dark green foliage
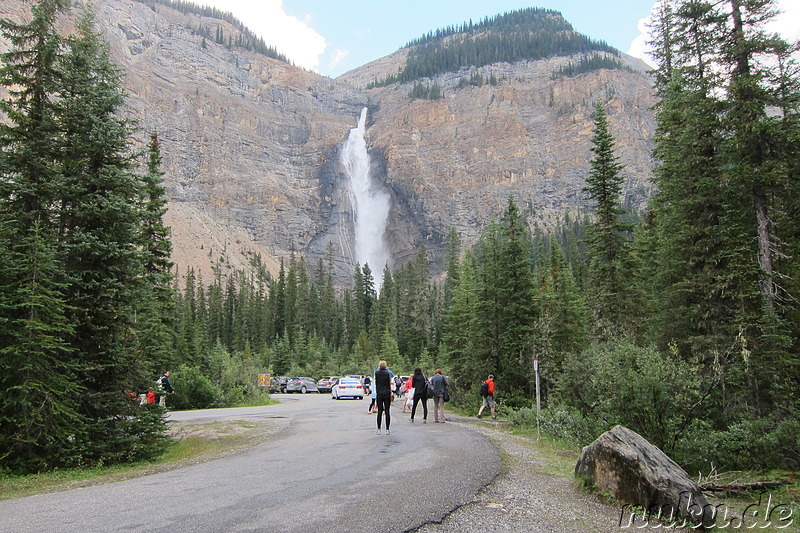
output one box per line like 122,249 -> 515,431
0,3 -> 171,472
645,0 -> 798,421
369,8 -> 618,87
54,9 -> 160,465
169,364 -> 221,410
0,0 -> 80,472
675,416 -> 800,473
583,100 -> 636,335
553,341 -> 704,455
552,54 -> 634,79
0,220 -> 83,471
134,132 -> 176,375
408,81 -> 444,100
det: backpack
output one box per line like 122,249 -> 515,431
155,376 -> 165,392
479,381 -> 490,397
425,378 -> 434,399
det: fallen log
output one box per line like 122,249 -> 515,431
700,480 -> 790,493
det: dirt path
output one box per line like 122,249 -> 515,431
411,417 -> 631,533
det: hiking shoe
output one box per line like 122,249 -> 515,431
410,418 -> 414,423
423,419 -> 427,424
386,429 -> 391,435
376,429 -> 381,435
477,414 -> 482,419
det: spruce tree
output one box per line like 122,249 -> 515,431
135,131 -> 176,376
56,7 -> 163,463
583,100 -> 634,335
496,197 -> 536,396
648,0 -> 799,420
442,250 -> 486,384
0,220 -> 82,471
0,0 -> 77,471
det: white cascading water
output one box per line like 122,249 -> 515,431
341,107 -> 391,286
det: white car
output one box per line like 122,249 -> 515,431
332,378 -> 365,400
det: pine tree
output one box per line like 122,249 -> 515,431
583,100 -> 634,334
442,250 -> 486,384
56,7 -> 161,463
135,131 -> 176,376
496,197 -> 536,395
474,222 -> 504,383
648,0 -> 799,419
443,228 -> 462,308
0,219 -> 82,471
0,0 -> 78,472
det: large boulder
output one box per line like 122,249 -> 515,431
575,425 -> 715,529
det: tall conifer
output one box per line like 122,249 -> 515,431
583,100 -> 634,335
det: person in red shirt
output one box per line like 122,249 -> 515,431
477,374 -> 496,420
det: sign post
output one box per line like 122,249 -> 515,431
534,359 -> 541,439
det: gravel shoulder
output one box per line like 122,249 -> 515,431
412,416 -> 627,533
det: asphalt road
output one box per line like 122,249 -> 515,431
0,393 -> 500,533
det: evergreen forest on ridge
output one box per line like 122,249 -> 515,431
0,0 -> 799,482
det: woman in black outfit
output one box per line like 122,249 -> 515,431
410,367 -> 428,423
374,360 -> 395,435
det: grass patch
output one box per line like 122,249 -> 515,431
0,418 -> 277,501
508,424 -> 581,477
226,396 -> 281,409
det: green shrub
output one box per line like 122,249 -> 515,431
509,406 -> 604,445
169,365 -> 221,410
674,416 -> 800,473
551,340 -> 703,455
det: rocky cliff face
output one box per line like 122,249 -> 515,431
1,0 -> 658,284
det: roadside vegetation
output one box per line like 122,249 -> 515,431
0,416 -> 277,501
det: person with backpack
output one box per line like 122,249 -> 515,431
156,371 -> 174,408
409,367 -> 429,423
477,374 -> 496,420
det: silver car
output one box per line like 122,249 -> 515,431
285,377 -> 318,393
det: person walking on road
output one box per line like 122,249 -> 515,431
477,374 -> 496,420
429,369 -> 448,423
374,361 -> 395,435
409,367 -> 428,423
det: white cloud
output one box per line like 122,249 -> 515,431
770,0 -> 800,42
627,13 -> 656,68
627,0 -> 799,69
328,49 -> 351,72
201,0 -> 327,72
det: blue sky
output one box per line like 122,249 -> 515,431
198,1 -> 799,78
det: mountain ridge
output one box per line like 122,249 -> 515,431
1,0 -> 657,285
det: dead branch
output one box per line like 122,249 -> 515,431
700,480 -> 791,493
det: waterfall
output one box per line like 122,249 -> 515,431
341,107 -> 391,286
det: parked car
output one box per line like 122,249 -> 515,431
285,377 -> 318,394
317,376 -> 339,393
332,378 -> 364,400
269,376 -> 291,393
